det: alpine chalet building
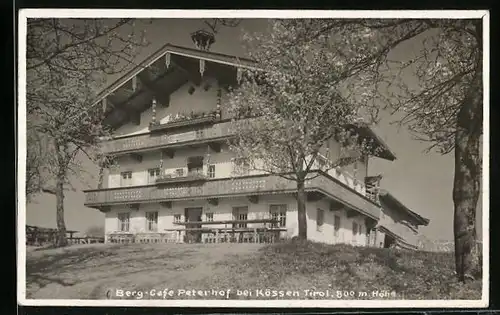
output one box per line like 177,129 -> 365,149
83,38 -> 429,247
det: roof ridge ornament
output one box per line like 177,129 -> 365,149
191,29 -> 215,51
191,29 -> 215,78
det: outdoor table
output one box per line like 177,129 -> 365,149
169,219 -> 284,243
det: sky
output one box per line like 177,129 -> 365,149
25,18 -> 483,241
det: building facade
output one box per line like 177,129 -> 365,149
83,43 -> 428,246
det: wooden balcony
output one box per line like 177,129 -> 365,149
101,120 -> 234,155
84,171 -> 381,219
155,173 -> 207,184
149,116 -> 217,132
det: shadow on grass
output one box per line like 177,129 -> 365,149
26,244 -> 201,297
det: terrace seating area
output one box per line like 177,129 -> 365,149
107,219 -> 287,244
26,225 -> 104,246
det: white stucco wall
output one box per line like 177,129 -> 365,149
104,194 -> 299,238
101,72 -> 381,246
105,143 -> 266,189
306,199 -> 368,246
113,76 -> 228,138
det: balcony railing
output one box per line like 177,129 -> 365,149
327,167 -> 366,196
149,116 -> 217,132
84,171 -> 381,219
155,172 -> 207,184
101,121 -> 234,155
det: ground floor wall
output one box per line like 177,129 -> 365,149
103,193 -> 373,246
306,199 -> 369,246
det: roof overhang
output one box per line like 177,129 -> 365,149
346,123 -> 397,161
92,44 -> 396,160
93,43 -> 257,129
93,43 -> 257,108
378,190 -> 430,226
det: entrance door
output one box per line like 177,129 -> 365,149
184,207 -> 203,243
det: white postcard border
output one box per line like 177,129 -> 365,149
17,9 -> 490,309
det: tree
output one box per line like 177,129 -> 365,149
227,21 -> 382,240
28,72 -> 112,247
275,18 -> 484,281
26,18 -> 148,246
26,129 -> 46,201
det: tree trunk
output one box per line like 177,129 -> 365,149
296,179 -> 308,240
55,143 -> 68,247
453,70 -> 482,282
55,172 -> 68,247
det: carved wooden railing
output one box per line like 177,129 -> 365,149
84,172 -> 381,219
149,116 -> 217,132
101,121 -> 234,154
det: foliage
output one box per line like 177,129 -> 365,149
25,18 -> 147,246
26,18 -> 148,197
160,109 -> 219,125
276,19 -> 482,154
26,19 -> 148,75
252,18 -> 484,281
27,72 -> 109,194
227,21 -> 382,182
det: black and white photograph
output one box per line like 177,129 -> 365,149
17,10 -> 489,308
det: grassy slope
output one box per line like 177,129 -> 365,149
25,241 -> 481,300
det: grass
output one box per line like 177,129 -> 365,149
25,240 -> 482,300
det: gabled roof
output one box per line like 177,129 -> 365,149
378,189 -> 430,226
94,43 -> 396,161
93,43 -> 256,105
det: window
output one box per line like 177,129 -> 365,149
195,129 -> 204,139
174,214 -> 182,223
334,215 -> 341,238
175,168 -> 184,177
233,206 -> 248,228
187,156 -> 204,176
233,157 -> 250,175
118,213 -> 130,232
120,171 -> 132,187
269,204 -> 287,227
316,209 -> 324,232
146,211 -> 158,232
207,164 -> 216,178
148,168 -> 160,184
352,222 -> 359,245
205,213 -> 214,222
